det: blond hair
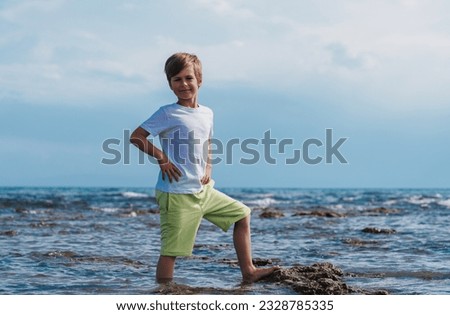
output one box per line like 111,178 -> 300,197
164,52 -> 202,84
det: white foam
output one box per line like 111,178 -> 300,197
122,192 -> 149,198
248,197 -> 276,208
407,195 -> 437,205
438,199 -> 450,208
91,207 -> 121,213
383,199 -> 398,206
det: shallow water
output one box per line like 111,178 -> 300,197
1,187 -> 449,294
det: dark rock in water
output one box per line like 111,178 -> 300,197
1,230 -> 18,236
259,210 -> 284,219
218,257 -> 280,267
186,255 -> 210,261
362,227 -> 397,234
44,250 -> 78,258
152,282 -> 248,295
151,262 -> 388,295
361,207 -> 401,216
39,251 -> 145,268
252,206 -> 281,212
294,209 -> 345,218
343,238 -> 380,246
217,258 -> 238,266
265,262 -> 347,294
294,206 -> 401,218
15,207 -> 28,214
194,243 -> 232,250
153,283 -> 205,295
29,221 -> 57,228
253,257 -> 281,266
264,262 -> 388,295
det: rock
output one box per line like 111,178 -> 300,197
362,227 -> 397,234
151,261 -> 389,295
15,207 -> 28,214
217,257 -> 280,267
252,257 -> 281,266
152,282 -> 247,295
264,262 -> 349,294
29,221 -> 57,228
147,208 -> 160,214
217,258 -> 238,266
294,209 -> 345,218
343,238 -> 380,246
251,206 -> 281,212
153,283 -> 205,295
259,210 -> 284,218
264,262 -> 388,295
44,251 -> 77,258
194,243 -> 232,250
362,207 -> 401,216
0,230 -> 18,236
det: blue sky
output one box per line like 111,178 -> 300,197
1,0 -> 449,188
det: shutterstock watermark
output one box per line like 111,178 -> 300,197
101,129 -> 349,166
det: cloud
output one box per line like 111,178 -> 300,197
1,0 -> 449,111
194,0 -> 256,18
0,0 -> 65,22
326,43 -> 371,69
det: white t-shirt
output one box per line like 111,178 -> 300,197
140,103 -> 213,193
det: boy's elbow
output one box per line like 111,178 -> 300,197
129,137 -> 138,146
130,128 -> 149,147
129,135 -> 142,147
129,131 -> 141,146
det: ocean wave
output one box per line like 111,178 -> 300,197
406,195 -> 440,206
90,207 -> 121,213
437,199 -> 450,208
121,192 -> 150,198
246,197 -> 277,208
2,187 -> 449,295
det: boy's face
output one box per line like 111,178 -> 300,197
169,64 -> 201,102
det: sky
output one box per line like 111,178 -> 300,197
0,0 -> 449,188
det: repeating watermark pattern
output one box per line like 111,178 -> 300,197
101,129 -> 349,165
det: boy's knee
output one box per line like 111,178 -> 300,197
235,214 -> 250,227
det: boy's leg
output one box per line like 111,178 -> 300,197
156,255 -> 176,283
155,190 -> 202,283
233,215 -> 279,282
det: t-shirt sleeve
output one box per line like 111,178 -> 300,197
140,107 -> 167,137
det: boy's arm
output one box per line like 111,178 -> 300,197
200,138 -> 212,185
130,127 -> 182,183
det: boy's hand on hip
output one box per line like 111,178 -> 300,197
200,164 -> 212,185
200,174 -> 210,185
158,157 -> 182,183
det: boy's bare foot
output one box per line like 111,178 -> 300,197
242,266 -> 280,283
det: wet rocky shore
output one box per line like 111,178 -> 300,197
152,260 -> 389,295
2,187 -> 449,294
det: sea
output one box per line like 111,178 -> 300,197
1,186 -> 449,295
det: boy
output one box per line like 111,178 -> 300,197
130,52 -> 277,283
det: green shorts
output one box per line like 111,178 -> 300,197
155,180 -> 251,256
